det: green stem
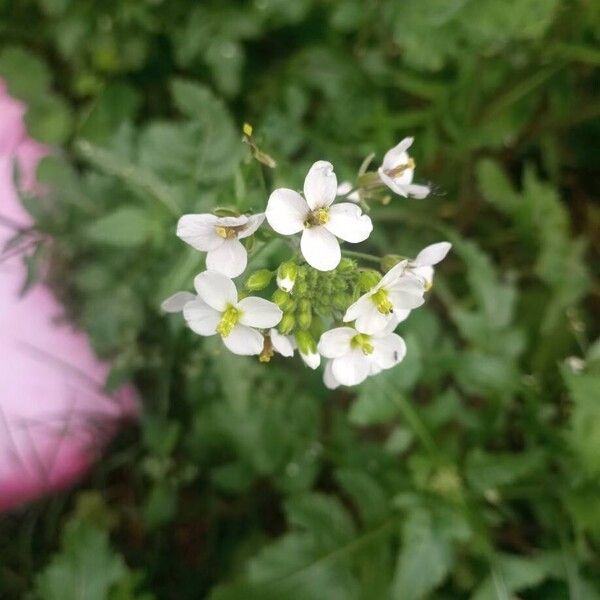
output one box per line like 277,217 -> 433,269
341,249 -> 381,264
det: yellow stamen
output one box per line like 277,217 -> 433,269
388,158 -> 415,177
216,305 -> 241,337
371,289 -> 393,314
215,226 -> 238,240
304,208 -> 330,228
351,333 -> 374,355
259,336 -> 274,362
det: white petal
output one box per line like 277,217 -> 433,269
332,350 -> 371,386
413,242 -> 452,267
194,270 -> 238,311
404,184 -> 430,199
222,324 -> 264,355
325,203 -> 373,243
318,327 -> 356,358
411,265 -> 434,286
216,215 -> 248,227
371,333 -> 406,370
373,313 -> 401,337
387,276 -> 425,309
323,361 -> 340,390
271,329 -> 294,357
394,308 -> 412,324
277,275 -> 295,293
336,181 -> 353,196
378,169 -> 406,196
237,213 -> 265,239
183,298 -> 220,335
381,137 -> 413,171
343,295 -> 372,323
355,305 -> 393,335
206,239 -> 247,278
177,214 -> 224,251
265,188 -> 307,235
161,291 -> 196,313
379,260 -> 409,288
304,160 -> 337,210
238,297 -> 283,329
300,351 -> 321,369
300,227 -> 341,271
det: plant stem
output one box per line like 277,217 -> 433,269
341,249 -> 381,264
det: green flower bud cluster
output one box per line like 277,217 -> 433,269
272,258 -> 360,340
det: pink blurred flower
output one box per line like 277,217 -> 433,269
0,80 -> 138,512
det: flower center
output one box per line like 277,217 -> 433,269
216,304 -> 241,337
351,333 -> 374,355
304,208 -> 329,228
370,289 -> 393,314
215,226 -> 239,240
387,157 -> 415,178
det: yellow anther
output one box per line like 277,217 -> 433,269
351,333 -> 374,355
216,305 -> 241,337
424,280 -> 432,291
243,123 -> 253,137
315,208 -> 329,224
371,289 -> 393,314
305,208 -> 330,228
215,226 -> 237,240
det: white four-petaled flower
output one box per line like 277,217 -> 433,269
318,322 -> 407,387
266,161 -> 373,271
378,137 -> 430,199
177,213 -> 264,278
163,271 -> 282,356
344,261 -> 425,334
407,241 -> 452,288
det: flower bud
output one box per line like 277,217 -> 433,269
381,254 -> 403,273
295,280 -> 309,296
297,299 -> 312,330
358,269 -> 381,292
337,258 -> 356,273
277,261 -> 298,292
332,293 -> 349,311
272,289 -> 290,308
279,313 -> 296,335
245,269 -> 273,291
295,330 -> 317,355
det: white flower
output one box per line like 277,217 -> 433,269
344,261 -> 425,334
177,271 -> 282,356
336,181 -> 360,203
300,349 -> 321,369
407,241 -> 452,288
323,360 -> 340,390
378,137 -> 430,199
318,323 -> 407,387
177,213 -> 265,278
265,161 -> 373,272
270,329 -> 295,357
161,291 -> 196,313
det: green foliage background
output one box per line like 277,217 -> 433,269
1,0 -> 599,597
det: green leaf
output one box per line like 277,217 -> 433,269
0,46 -> 50,100
391,508 -> 453,600
35,521 -> 126,600
84,207 -> 153,247
472,553 -> 550,600
465,448 -> 544,493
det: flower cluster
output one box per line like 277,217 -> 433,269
163,136 -> 451,388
